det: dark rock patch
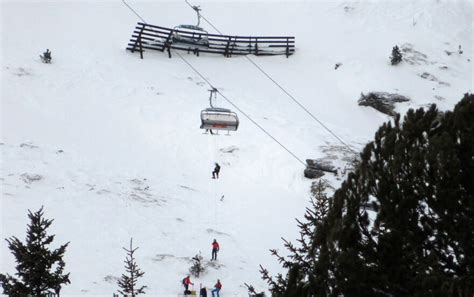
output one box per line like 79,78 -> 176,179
358,92 -> 410,116
20,173 -> 42,184
304,167 -> 324,179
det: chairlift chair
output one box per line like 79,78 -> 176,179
200,108 -> 239,131
200,89 -> 239,133
172,2 -> 209,46
172,25 -> 209,46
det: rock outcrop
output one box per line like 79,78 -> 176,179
358,92 -> 410,116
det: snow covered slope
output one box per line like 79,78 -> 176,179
1,1 -> 472,296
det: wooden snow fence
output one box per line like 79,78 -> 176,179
126,22 -> 295,59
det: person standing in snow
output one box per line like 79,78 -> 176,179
211,239 -> 220,261
200,285 -> 207,297
211,279 -> 222,297
183,275 -> 194,295
212,163 -> 221,179
41,49 -> 52,63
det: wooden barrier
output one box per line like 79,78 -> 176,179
126,22 -> 295,59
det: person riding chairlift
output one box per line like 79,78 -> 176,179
212,163 -> 221,179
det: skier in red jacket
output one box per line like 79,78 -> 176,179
211,279 -> 222,297
183,275 -> 194,295
211,239 -> 220,261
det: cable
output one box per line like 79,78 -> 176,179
122,0 -> 147,24
184,0 -> 358,156
173,50 -> 306,166
244,59 -> 357,155
120,0 -> 316,168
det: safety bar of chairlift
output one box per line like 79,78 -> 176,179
200,113 -> 239,131
200,111 -> 239,123
200,123 -> 239,131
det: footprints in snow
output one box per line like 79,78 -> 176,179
5,67 -> 33,77
1,142 -> 168,206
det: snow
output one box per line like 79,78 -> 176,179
1,0 -> 472,296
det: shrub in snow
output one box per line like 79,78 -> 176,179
390,45 -> 403,65
189,252 -> 205,278
0,207 -> 70,296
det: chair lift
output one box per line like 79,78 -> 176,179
172,2 -> 209,46
200,88 -> 239,134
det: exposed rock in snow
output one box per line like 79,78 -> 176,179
358,92 -> 410,116
401,43 -> 431,65
306,159 -> 338,175
20,173 -> 42,184
103,275 -> 119,284
19,142 -> 38,149
419,72 -> 450,86
220,146 -> 239,153
304,167 -> 325,179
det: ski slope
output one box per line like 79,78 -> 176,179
1,1 -> 472,296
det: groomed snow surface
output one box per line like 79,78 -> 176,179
1,1 -> 472,296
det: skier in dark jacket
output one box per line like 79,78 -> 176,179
41,49 -> 52,63
212,163 -> 221,179
200,285 -> 207,297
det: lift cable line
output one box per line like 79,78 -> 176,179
121,0 -> 317,168
184,0 -> 358,156
122,0 -> 147,24
122,0 -> 340,190
173,49 -> 306,166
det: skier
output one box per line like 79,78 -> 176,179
41,49 -> 52,63
211,279 -> 222,297
211,239 -> 220,261
182,275 -> 194,295
212,163 -> 221,179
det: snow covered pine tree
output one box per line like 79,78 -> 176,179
0,207 -> 70,296
117,238 -> 147,296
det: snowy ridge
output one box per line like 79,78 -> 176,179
1,0 -> 472,296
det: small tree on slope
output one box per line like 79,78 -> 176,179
117,238 -> 147,296
189,252 -> 205,278
0,206 -> 70,297
390,45 -> 403,65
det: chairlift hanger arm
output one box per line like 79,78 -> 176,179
185,0 -> 202,27
208,88 -> 218,108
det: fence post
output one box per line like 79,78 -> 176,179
139,36 -> 143,59
224,36 -> 231,57
286,37 -> 290,58
137,24 -> 145,59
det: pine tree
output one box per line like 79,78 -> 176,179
390,45 -> 403,65
330,94 -> 474,296
189,252 -> 205,278
262,94 -> 474,296
0,206 -> 70,297
260,180 -> 331,297
117,238 -> 147,296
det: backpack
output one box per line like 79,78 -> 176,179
182,278 -> 186,285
